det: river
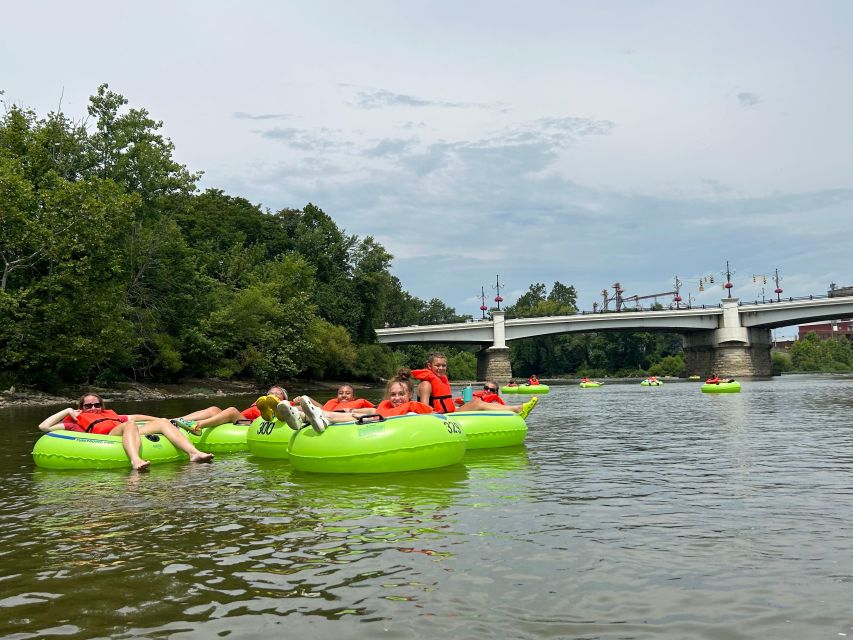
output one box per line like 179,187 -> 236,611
2,375 -> 852,639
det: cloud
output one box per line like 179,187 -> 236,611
215,107 -> 850,314
233,111 -> 289,120
362,138 -> 417,158
345,86 -> 499,110
736,92 -> 761,107
257,127 -> 352,151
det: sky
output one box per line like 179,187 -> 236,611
3,1 -> 852,337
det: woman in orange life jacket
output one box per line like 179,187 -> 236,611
527,374 -> 539,386
171,386 -> 287,435
37,393 -> 213,471
299,384 -> 375,412
454,381 -> 505,407
412,352 -> 537,418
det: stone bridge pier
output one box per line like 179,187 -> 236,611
476,347 -> 513,383
683,298 -> 773,377
475,311 -> 513,383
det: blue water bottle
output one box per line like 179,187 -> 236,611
462,384 -> 473,402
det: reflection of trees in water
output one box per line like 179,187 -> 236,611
12,448 -> 532,634
229,462 -> 472,616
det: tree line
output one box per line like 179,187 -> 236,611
9,85 -> 834,393
503,282 -> 686,378
0,85 -> 465,391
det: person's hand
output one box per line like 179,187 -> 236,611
69,409 -> 81,419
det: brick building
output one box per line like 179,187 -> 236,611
798,320 -> 853,340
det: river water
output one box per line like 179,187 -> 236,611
2,375 -> 852,639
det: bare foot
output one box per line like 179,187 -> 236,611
132,459 -> 151,472
190,452 -> 214,463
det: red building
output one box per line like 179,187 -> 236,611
798,320 -> 853,340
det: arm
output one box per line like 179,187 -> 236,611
417,380 -> 432,404
38,407 -> 77,432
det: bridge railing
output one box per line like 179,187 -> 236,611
584,303 -> 723,314
738,293 -> 845,306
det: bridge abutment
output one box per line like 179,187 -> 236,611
683,298 -> 773,377
476,347 -> 513,383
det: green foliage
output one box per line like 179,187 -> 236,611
352,344 -> 398,380
648,354 -> 686,377
506,281 -> 578,318
772,351 -> 793,374
302,318 -> 358,380
447,351 -> 477,381
1,85 -> 473,390
789,334 -> 853,372
510,329 -> 683,377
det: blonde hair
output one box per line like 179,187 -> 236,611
384,368 -> 414,400
267,386 -> 288,401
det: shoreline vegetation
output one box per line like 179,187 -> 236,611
0,378 -> 371,410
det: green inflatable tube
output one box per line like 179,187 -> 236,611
701,381 -> 741,393
450,411 -> 527,450
579,382 -> 603,388
501,384 -> 550,394
32,430 -> 187,470
246,417 -> 293,459
184,421 -> 252,453
640,380 -> 663,386
288,413 -> 467,474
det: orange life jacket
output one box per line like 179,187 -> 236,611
411,368 -> 455,413
69,409 -> 124,433
375,400 -> 433,417
322,398 -> 375,412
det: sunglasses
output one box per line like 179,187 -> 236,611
82,402 -> 103,409
483,386 -> 498,393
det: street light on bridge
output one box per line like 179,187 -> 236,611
723,260 -> 734,298
478,286 -> 489,319
773,268 -> 783,301
493,274 -> 504,311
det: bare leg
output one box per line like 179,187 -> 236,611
457,397 -> 537,417
139,419 -> 214,463
194,407 -> 244,430
110,424 -> 150,471
179,406 -> 224,422
457,398 -> 516,412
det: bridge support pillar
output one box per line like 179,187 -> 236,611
683,298 -> 773,377
477,347 -> 512,384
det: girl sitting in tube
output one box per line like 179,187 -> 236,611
38,393 -> 213,470
412,352 -> 536,417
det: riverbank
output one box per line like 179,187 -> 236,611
0,378 -> 365,410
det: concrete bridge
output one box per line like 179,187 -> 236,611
375,296 -> 853,380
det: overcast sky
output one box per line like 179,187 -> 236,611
3,1 -> 852,336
